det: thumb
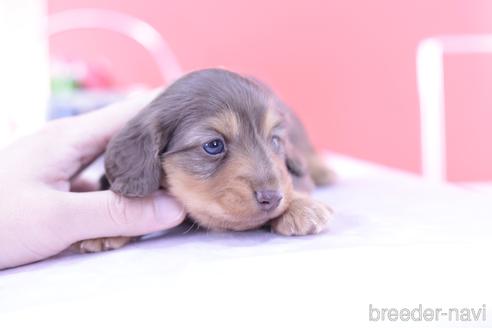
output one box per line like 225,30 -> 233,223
60,190 -> 186,242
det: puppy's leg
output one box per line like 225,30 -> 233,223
72,236 -> 134,253
270,193 -> 333,236
307,154 -> 336,187
70,176 -> 135,253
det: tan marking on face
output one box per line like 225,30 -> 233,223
163,148 -> 293,231
263,107 -> 283,138
207,110 -> 240,140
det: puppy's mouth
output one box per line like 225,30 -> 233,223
203,216 -> 272,232
191,198 -> 288,232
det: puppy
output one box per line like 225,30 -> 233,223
76,68 -> 335,252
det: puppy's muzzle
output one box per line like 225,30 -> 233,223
255,190 -> 283,211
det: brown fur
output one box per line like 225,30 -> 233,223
76,68 -> 334,253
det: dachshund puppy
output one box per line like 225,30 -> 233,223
76,68 -> 334,252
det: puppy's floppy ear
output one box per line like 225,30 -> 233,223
274,100 -> 316,192
284,140 -> 314,191
104,101 -> 171,197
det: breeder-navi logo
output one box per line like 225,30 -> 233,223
369,304 -> 487,322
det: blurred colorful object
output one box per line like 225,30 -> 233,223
48,57 -> 123,119
50,58 -> 114,93
47,8 -> 182,120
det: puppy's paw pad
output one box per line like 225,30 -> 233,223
73,236 -> 133,253
271,197 -> 333,236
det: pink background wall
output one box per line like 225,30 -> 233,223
48,0 -> 492,181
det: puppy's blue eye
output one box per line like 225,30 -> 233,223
203,139 -> 225,155
272,135 -> 280,147
271,135 -> 282,151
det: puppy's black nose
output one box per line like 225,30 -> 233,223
255,190 -> 283,211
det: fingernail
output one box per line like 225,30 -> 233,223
152,191 -> 186,228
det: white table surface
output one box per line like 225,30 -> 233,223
1,155 -> 491,327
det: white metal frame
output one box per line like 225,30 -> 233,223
48,9 -> 183,84
417,35 -> 492,182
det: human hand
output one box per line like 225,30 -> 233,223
0,91 -> 185,270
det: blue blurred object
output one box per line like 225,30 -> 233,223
48,89 -> 125,120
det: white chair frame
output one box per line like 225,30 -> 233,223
417,35 -> 492,182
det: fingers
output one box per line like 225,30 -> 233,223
73,88 -> 163,147
47,88 -> 163,166
58,190 -> 185,242
70,177 -> 100,192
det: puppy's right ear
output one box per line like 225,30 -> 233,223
104,110 -> 167,198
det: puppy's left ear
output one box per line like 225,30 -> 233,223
274,102 -> 316,192
104,102 -> 171,197
284,142 -> 315,193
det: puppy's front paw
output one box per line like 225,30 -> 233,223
271,196 -> 333,236
72,236 -> 133,253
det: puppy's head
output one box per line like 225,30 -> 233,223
105,68 -> 293,231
